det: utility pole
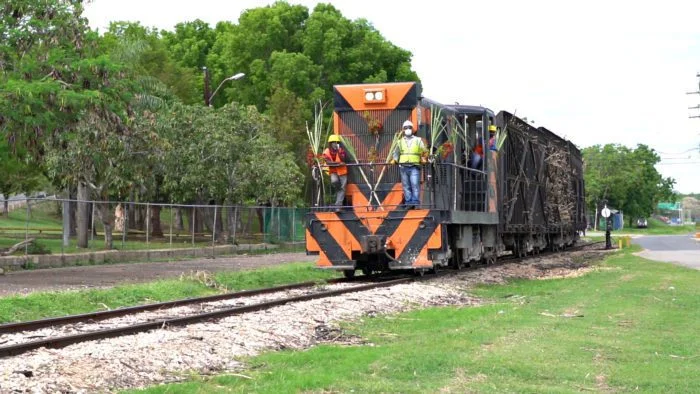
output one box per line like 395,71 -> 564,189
687,72 -> 700,119
203,66 -> 212,106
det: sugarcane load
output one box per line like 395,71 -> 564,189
305,82 -> 587,277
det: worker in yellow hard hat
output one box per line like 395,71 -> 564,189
488,124 -> 498,151
322,134 -> 348,208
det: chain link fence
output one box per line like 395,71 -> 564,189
0,197 -> 308,259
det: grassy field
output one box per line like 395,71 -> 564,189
127,247 -> 699,393
0,201 -> 283,255
608,217 -> 696,235
0,263 -> 338,323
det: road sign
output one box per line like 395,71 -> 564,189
601,206 -> 611,218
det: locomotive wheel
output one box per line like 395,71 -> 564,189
362,267 -> 372,276
414,269 -> 426,277
343,270 -> 356,279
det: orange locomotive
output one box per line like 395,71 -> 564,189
306,82 -> 586,277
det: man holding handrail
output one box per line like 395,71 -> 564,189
391,120 -> 427,209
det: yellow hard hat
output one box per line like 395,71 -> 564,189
328,134 -> 341,143
488,125 -> 497,132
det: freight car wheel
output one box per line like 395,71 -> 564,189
343,270 -> 356,279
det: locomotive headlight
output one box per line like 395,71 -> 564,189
363,88 -> 386,104
419,221 -> 426,229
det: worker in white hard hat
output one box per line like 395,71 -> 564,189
391,120 -> 426,209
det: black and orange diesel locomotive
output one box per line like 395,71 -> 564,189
306,82 -> 586,277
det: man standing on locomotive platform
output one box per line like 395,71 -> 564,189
322,134 -> 348,208
392,120 -> 427,209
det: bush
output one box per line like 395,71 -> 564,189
26,240 -> 51,255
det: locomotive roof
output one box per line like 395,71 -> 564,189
444,104 -> 495,117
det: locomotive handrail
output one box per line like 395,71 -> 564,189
439,161 -> 487,175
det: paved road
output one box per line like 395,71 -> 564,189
633,234 -> 700,270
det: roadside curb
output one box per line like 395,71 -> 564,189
0,243 -> 279,272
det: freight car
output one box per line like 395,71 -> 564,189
305,82 -> 586,277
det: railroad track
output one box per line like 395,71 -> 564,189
0,276 -> 411,358
0,240 -> 604,359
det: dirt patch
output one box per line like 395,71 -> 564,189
0,252 -> 315,297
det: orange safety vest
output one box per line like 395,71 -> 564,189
322,148 -> 347,176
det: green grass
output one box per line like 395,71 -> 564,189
0,263 -> 338,323
0,201 -> 62,230
0,237 -> 215,254
128,247 -> 700,393
611,217 -> 695,235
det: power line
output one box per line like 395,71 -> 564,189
689,72 -> 700,119
658,147 -> 700,155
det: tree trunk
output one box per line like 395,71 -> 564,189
214,203 -> 224,243
62,188 -> 70,247
187,207 -> 194,234
134,204 -> 145,231
69,187 -> 77,236
174,207 -> 184,231
3,198 -> 8,218
150,205 -> 163,237
594,201 -> 599,231
128,191 -> 137,231
195,198 -> 205,233
226,201 -> 238,244
77,182 -> 89,248
96,201 -> 115,249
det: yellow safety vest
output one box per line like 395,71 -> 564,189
399,137 -> 423,164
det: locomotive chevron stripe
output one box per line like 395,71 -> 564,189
307,213 -> 349,263
396,214 -> 440,265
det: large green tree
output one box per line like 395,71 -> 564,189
583,144 -> 675,227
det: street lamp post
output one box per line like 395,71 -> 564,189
202,67 -> 245,107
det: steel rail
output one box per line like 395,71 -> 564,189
0,241 -> 604,358
0,277 -> 411,358
0,278 -> 352,335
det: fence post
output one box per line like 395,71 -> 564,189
191,207 -> 196,256
212,205 -> 217,259
24,198 -> 30,256
146,203 -> 150,261
62,191 -> 70,248
90,201 -> 95,245
122,203 -> 128,249
169,204 -> 173,250
277,207 -> 281,242
292,208 -> 296,244
231,206 -> 238,247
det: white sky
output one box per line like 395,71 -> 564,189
84,0 -> 700,194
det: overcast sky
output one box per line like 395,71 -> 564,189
84,0 -> 700,194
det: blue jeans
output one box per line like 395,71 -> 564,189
400,165 -> 421,206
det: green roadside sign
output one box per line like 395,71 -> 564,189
657,202 -> 680,210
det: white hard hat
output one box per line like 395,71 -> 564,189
402,120 -> 414,129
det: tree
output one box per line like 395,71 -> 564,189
0,142 -> 44,216
583,144 -> 676,228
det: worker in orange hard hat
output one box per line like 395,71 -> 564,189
322,134 -> 348,208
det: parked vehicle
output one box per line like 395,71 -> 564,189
636,218 -> 648,228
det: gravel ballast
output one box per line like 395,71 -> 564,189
0,248 -> 608,393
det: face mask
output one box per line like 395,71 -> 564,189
331,142 -> 339,149
404,129 -> 413,137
